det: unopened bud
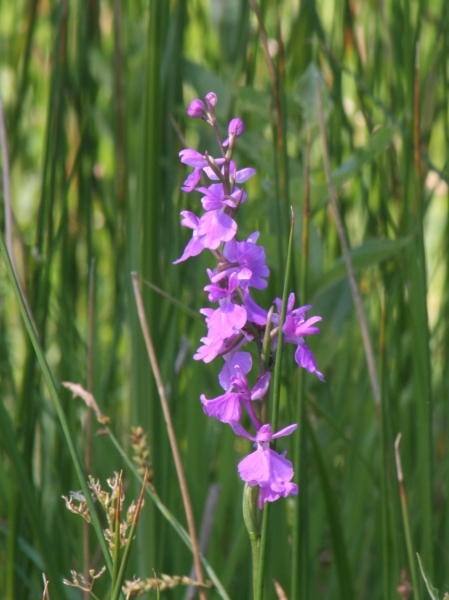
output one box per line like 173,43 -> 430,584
228,118 -> 245,138
223,117 -> 245,147
187,99 -> 205,118
205,92 -> 217,107
205,92 -> 218,125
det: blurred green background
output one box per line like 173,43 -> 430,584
1,0 -> 449,598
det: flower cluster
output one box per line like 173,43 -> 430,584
174,92 -> 324,508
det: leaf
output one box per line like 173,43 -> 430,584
238,86 -> 270,116
312,236 -> 412,297
331,126 -> 396,182
290,126 -> 396,211
293,63 -> 333,126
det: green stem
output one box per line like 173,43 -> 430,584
243,484 -> 261,598
394,434 -> 421,600
256,211 -> 295,600
292,127 -> 311,600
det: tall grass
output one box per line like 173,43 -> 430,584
0,0 -> 448,598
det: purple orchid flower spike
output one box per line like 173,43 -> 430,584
232,422 -> 298,508
175,92 -> 326,515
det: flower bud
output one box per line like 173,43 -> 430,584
187,99 -> 205,118
205,92 -> 217,107
228,118 -> 245,138
223,117 -> 245,147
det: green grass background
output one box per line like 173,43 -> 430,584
1,0 -> 449,598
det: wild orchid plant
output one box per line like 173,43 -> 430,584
175,92 -> 324,519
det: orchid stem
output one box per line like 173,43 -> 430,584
255,210 -> 295,600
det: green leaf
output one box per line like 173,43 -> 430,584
312,236 -> 412,297
291,126 -> 396,211
293,63 -> 333,126
307,418 -> 354,599
332,126 -> 396,181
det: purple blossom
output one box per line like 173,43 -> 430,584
218,350 -> 252,390
201,366 -> 270,428
187,99 -> 205,118
179,149 -> 209,168
173,209 -> 237,263
204,271 -> 241,303
230,161 -> 257,184
200,293 -> 246,342
210,233 -> 269,290
203,160 -> 256,185
194,333 -> 240,363
243,290 -> 268,326
194,322 -> 254,364
232,423 -> 298,508
196,183 -> 247,210
181,169 -> 203,193
172,212 -> 205,264
197,211 -> 237,249
200,388 -> 243,423
294,340 -> 324,381
273,293 -> 324,381
258,481 -> 298,505
179,150 -> 225,192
